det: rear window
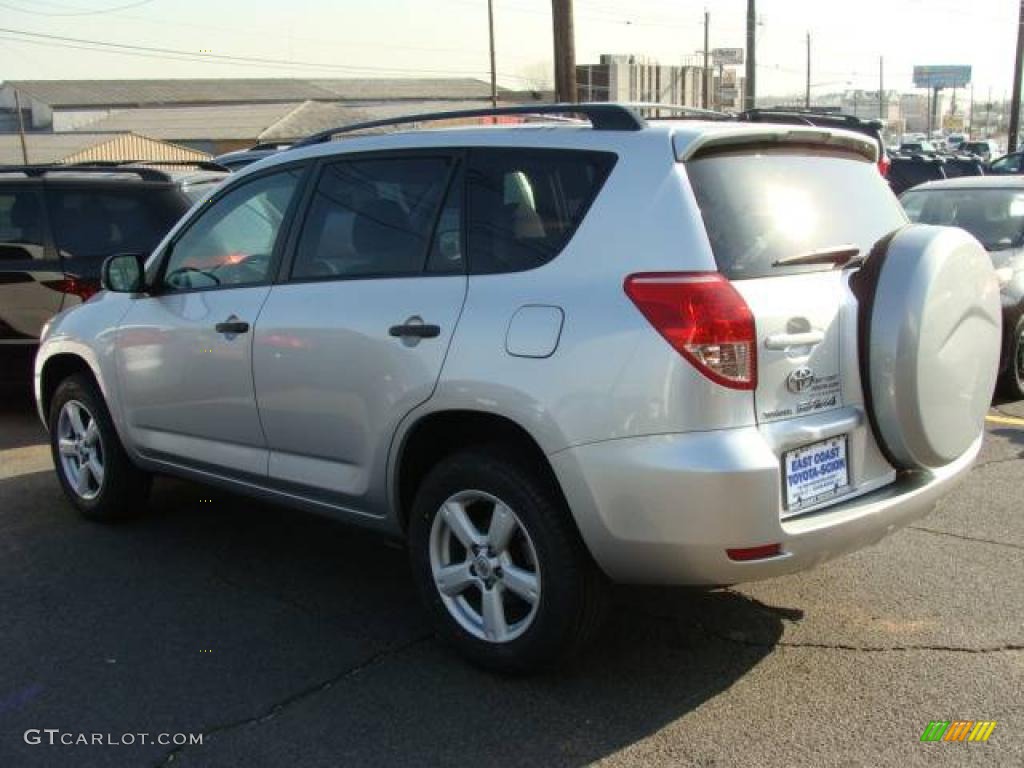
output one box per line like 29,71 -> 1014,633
686,148 -> 907,279
901,187 -> 1024,250
47,188 -> 188,262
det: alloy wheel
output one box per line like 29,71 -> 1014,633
429,490 -> 542,643
57,400 -> 105,501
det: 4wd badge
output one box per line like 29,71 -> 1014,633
787,367 -> 815,394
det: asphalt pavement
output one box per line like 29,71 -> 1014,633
0,374 -> 1021,768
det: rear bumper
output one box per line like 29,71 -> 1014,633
550,426 -> 979,585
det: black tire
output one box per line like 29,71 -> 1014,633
48,373 -> 151,521
999,313 -> 1024,401
408,448 -> 608,674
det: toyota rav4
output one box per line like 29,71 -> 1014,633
33,104 -> 1002,672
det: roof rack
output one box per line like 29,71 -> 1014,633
0,163 -> 172,181
70,159 -> 230,173
292,102 -> 653,147
739,108 -> 883,130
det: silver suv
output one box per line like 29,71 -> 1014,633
34,104 -> 1002,672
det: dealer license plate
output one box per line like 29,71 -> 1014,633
782,435 -> 850,515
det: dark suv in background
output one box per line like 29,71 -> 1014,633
0,163 -> 224,350
737,108 -> 889,175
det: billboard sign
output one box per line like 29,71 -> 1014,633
712,48 -> 745,66
913,65 -> 971,89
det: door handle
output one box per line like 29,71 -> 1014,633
765,330 -> 824,349
389,323 -> 441,339
215,317 -> 250,335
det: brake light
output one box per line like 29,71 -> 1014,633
878,153 -> 890,177
42,277 -> 101,302
624,272 -> 757,390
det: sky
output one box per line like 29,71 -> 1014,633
0,0 -> 1018,101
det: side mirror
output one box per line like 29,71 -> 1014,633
101,253 -> 146,293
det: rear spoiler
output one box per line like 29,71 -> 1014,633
673,127 -> 878,164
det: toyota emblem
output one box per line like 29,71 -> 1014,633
787,367 -> 815,394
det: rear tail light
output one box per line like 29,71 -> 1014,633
624,272 -> 757,390
42,277 -> 102,303
878,152 -> 890,177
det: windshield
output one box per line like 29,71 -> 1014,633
687,148 -> 907,279
901,188 -> 1024,250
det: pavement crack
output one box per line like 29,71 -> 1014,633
708,629 -> 1024,655
908,525 -> 1024,551
154,632 -> 432,767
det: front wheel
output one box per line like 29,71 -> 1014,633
1000,314 -> 1024,401
408,449 -> 607,673
49,374 -> 151,521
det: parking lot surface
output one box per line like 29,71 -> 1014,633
0,376 -> 1021,768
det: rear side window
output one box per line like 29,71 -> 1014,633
0,187 -> 45,260
466,148 -> 615,274
47,189 -> 184,261
292,156 -> 452,279
686,148 -> 907,279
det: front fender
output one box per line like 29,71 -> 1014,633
34,292 -> 133,435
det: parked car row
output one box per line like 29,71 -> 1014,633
28,102 -> 1003,672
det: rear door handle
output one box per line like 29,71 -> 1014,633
389,323 -> 441,339
215,317 -> 250,335
765,330 -> 824,349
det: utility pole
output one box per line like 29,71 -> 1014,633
987,86 -> 992,137
745,0 -> 756,109
879,56 -> 884,121
969,82 -> 975,135
703,10 -> 710,109
1009,0 -> 1024,152
487,0 -> 497,108
551,0 -> 577,103
804,32 -> 811,108
13,89 -> 28,165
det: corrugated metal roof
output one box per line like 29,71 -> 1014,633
4,78 -> 497,108
74,100 -> 504,142
74,102 -> 305,140
0,132 -> 209,164
259,100 -> 500,140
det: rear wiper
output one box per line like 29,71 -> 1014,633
772,245 -> 862,268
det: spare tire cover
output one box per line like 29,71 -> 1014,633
863,224 -> 1001,469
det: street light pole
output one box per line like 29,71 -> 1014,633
703,10 -> 710,110
745,0 -> 756,110
805,32 -> 811,108
1009,0 -> 1024,152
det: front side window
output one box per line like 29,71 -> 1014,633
291,157 -> 452,279
161,169 -> 301,292
0,187 -> 45,260
465,148 -> 616,274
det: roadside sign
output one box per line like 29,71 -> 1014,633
913,65 -> 971,89
712,48 -> 744,66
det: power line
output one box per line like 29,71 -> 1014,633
0,26 -> 538,82
0,0 -> 158,17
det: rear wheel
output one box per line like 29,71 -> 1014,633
408,449 -> 607,673
49,374 -> 151,521
1000,314 -> 1024,401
